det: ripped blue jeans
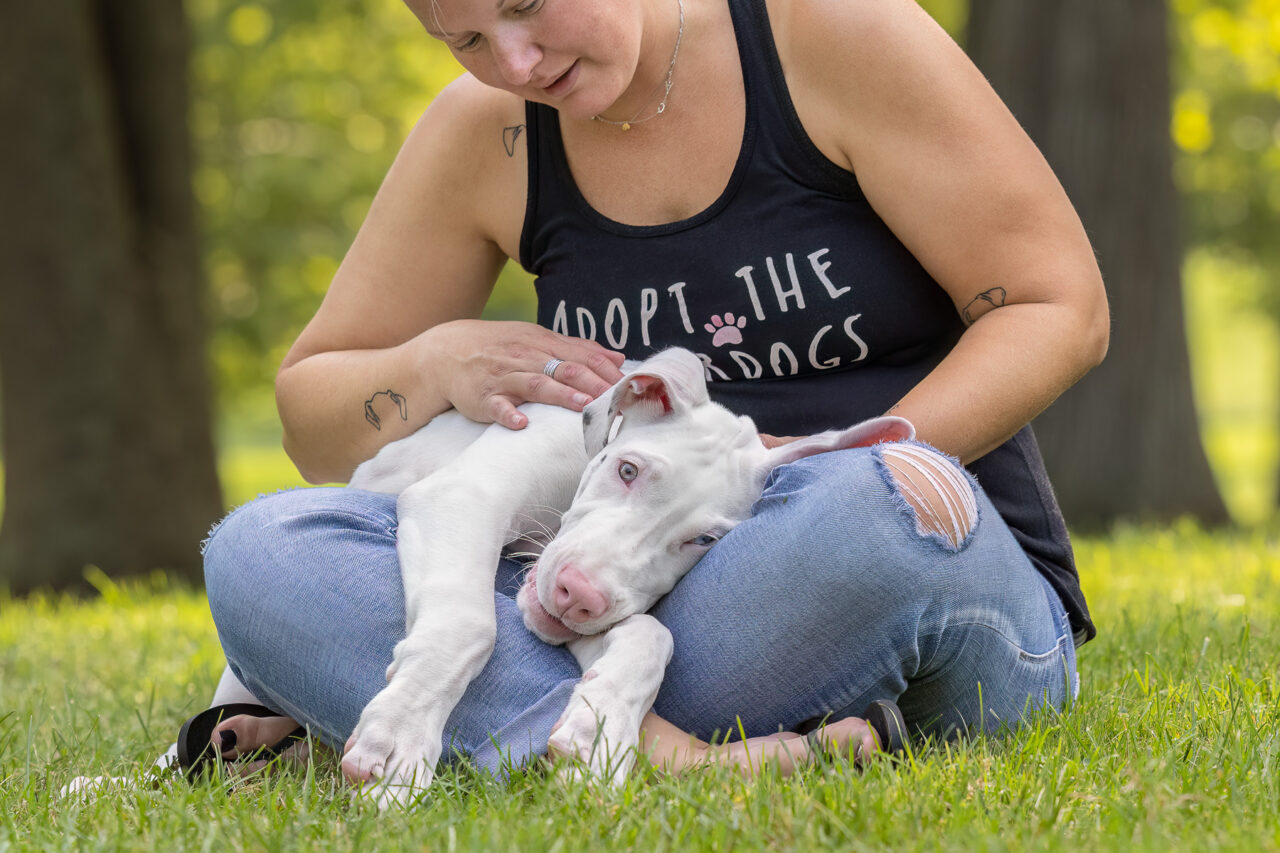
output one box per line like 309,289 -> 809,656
203,443 -> 1078,774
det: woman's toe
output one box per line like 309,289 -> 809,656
809,717 -> 878,762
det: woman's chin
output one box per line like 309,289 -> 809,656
554,95 -> 611,123
547,76 -> 632,124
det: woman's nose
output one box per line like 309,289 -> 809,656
491,31 -> 541,86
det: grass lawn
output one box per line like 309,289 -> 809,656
1,253 -> 1277,849
2,523 -> 1278,851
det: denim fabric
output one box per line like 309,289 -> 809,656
204,445 -> 1077,775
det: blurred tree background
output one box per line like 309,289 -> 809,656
190,0 -> 538,437
1,0 -> 1277,590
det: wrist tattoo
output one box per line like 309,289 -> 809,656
962,287 -> 1008,326
502,124 -> 525,157
364,389 -> 408,431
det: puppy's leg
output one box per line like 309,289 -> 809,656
551,614 -> 674,785
343,407 -> 584,807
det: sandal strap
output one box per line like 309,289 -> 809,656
802,699 -> 908,761
863,699 -> 908,756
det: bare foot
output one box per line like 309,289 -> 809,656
211,714 -> 312,776
803,717 -> 881,763
637,714 -> 881,778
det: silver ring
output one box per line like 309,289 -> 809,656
543,358 -> 565,378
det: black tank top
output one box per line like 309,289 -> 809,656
519,0 -> 1094,644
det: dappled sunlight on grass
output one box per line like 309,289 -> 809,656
1076,521 -> 1280,614
0,573 -> 225,776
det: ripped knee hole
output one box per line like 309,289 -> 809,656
881,444 -> 977,548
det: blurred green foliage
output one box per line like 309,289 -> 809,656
190,0 -> 462,431
192,0 -> 1279,433
1167,0 -> 1280,520
1171,0 -> 1280,276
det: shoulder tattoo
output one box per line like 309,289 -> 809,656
364,389 -> 408,431
961,287 -> 1008,326
502,124 -> 526,157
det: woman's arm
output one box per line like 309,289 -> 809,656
775,0 -> 1109,463
275,76 -> 623,483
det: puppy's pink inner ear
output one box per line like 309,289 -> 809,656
627,376 -> 673,414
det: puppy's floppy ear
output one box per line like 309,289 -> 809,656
607,348 -> 709,425
582,395 -> 613,456
762,416 -> 915,470
582,349 -> 710,455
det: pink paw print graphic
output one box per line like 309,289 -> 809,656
704,313 -> 748,348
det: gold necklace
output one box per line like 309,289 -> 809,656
592,0 -> 685,130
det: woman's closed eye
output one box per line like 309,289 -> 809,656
446,0 -> 542,53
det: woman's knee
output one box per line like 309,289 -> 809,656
205,486 -> 395,556
751,446 -> 967,596
202,487 -> 399,614
877,443 -> 979,550
734,443 -> 1029,650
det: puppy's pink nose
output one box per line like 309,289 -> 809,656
553,566 -> 609,624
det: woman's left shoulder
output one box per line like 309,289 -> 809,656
768,0 -> 957,68
767,0 -> 989,170
766,0 -> 1106,330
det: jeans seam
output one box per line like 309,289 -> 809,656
277,508 -> 399,535
912,621 -> 1066,689
962,619 -> 1068,661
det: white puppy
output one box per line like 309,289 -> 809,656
341,347 -> 913,804
63,347 -> 911,802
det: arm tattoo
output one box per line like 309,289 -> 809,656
961,287 -> 1008,326
502,124 -> 525,157
364,389 -> 408,431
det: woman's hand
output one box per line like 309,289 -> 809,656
429,319 -> 626,430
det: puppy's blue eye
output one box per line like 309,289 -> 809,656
687,534 -> 719,547
618,461 -> 639,482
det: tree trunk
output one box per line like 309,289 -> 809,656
0,0 -> 223,593
966,0 -> 1228,528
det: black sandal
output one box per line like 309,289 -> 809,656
804,699 -> 908,760
862,698 -> 907,756
176,703 -> 308,780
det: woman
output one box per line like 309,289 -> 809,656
201,0 -> 1108,780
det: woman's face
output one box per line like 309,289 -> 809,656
409,0 -> 645,121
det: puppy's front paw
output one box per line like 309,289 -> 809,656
547,671 -> 639,786
341,686 -> 441,809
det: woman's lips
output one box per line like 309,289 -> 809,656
542,60 -> 579,98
